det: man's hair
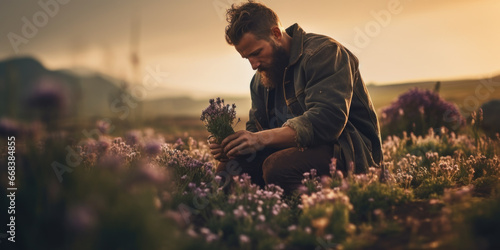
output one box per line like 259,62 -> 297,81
225,1 -> 281,45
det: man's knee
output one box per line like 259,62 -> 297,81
262,150 -> 289,184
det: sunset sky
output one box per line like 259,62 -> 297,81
1,0 -> 500,99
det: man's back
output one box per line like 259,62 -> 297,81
247,23 -> 382,172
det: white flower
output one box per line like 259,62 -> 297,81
258,214 -> 266,222
206,233 -> 218,242
214,175 -> 222,183
239,234 -> 250,244
187,228 -> 198,237
212,209 -> 225,217
200,227 -> 211,235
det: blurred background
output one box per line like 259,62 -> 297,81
2,2 -> 500,249
1,0 -> 500,135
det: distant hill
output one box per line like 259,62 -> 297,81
141,75 -> 500,120
1,56 -> 498,124
0,57 -> 126,122
0,57 -> 250,123
367,76 -> 500,115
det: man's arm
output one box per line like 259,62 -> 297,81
284,42 -> 355,148
221,126 -> 296,158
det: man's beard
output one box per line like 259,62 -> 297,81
258,43 -> 289,89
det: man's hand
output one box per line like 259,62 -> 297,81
214,126 -> 297,159
208,136 -> 227,162
221,130 -> 265,158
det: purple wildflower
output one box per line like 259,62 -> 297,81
297,185 -> 308,194
97,137 -> 111,152
125,130 -> 142,146
0,117 -> 22,137
96,120 -> 111,134
175,138 -> 184,147
98,155 -> 124,171
133,162 -> 165,185
381,88 -> 465,137
144,141 -> 162,156
200,97 -> 238,143
26,76 -> 69,119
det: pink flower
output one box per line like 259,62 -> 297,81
329,157 -> 337,175
125,130 -> 142,145
165,210 -> 188,228
239,234 -> 250,244
0,117 -> 22,137
321,176 -> 332,187
98,155 -> 124,171
133,162 -> 165,185
96,120 -> 111,134
65,204 -> 95,232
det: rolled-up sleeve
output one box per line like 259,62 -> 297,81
284,43 -> 354,148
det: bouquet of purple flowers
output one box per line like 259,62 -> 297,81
200,98 -> 240,144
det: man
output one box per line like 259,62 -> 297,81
210,1 -> 382,194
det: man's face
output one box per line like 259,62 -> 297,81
235,32 -> 289,88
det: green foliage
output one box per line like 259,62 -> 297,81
298,188 -> 354,244
473,176 -> 500,197
0,137 -> 182,250
1,115 -> 500,249
442,189 -> 500,250
413,177 -> 453,199
347,180 -> 413,222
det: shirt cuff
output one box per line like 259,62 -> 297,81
283,116 -> 314,149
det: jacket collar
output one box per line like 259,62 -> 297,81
285,23 -> 305,66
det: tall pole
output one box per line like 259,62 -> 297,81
129,12 -> 142,126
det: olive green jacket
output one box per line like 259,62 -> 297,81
246,23 -> 383,173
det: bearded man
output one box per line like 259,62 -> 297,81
210,1 -> 383,194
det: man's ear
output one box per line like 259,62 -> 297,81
271,26 -> 282,41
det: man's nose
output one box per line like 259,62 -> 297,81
249,58 -> 260,70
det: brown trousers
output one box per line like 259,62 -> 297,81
215,145 -> 342,195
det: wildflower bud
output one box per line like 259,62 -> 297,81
239,234 -> 250,244
214,175 -> 222,183
144,141 -> 162,156
321,176 -> 332,187
335,170 -> 344,179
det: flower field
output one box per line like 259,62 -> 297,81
1,113 -> 499,250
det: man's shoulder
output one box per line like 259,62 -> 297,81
302,32 -> 343,57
